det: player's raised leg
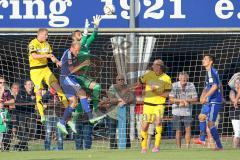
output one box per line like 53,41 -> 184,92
88,81 -> 101,112
42,67 -> 69,125
50,81 -> 69,108
57,94 -> 78,135
36,90 -> 45,123
74,74 -> 106,123
78,89 -> 92,118
58,73 -> 82,134
30,69 -> 45,124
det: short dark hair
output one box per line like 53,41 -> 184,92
204,54 -> 215,63
24,79 -> 32,85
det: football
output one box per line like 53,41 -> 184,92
103,4 -> 115,15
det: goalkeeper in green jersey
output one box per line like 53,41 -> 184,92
71,15 -> 105,123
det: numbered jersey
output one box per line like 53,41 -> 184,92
205,67 -> 222,103
28,38 -> 52,68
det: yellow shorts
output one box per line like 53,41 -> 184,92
30,67 -> 58,92
143,104 -> 165,123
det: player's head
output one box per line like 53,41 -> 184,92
24,80 -> 33,93
152,59 -> 165,74
116,74 -> 125,85
202,54 -> 215,68
70,41 -> 81,56
178,71 -> 189,86
0,75 -> 5,88
72,30 -> 82,41
11,82 -> 20,95
37,28 -> 48,42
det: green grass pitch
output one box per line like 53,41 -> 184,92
2,138 -> 236,160
1,149 -> 238,160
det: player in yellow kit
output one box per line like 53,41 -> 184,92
139,59 -> 172,153
28,28 -> 68,124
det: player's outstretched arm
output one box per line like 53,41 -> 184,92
84,15 -> 103,48
81,19 -> 90,47
83,19 -> 90,36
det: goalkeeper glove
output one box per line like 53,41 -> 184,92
92,15 -> 102,28
83,19 -> 90,36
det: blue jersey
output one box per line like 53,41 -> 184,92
60,49 -> 79,76
60,49 -> 81,98
205,67 -> 222,103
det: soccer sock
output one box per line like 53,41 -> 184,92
154,126 -> 162,148
141,130 -> 148,149
80,98 -> 94,119
210,126 -> 223,148
199,121 -> 207,142
92,84 -> 101,111
56,88 -> 69,108
61,106 -> 75,125
80,98 -> 91,113
36,95 -> 44,117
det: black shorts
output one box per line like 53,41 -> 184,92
172,115 -> 192,131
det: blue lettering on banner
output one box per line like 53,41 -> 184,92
0,0 -> 239,28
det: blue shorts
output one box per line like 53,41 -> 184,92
201,103 -> 222,122
60,75 -> 81,98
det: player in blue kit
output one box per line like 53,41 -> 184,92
193,54 -> 223,150
57,41 -> 90,135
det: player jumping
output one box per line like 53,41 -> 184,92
28,28 -> 68,124
57,41 -> 90,135
71,15 -> 105,122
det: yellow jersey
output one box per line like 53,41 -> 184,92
28,38 -> 52,68
139,70 -> 172,105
